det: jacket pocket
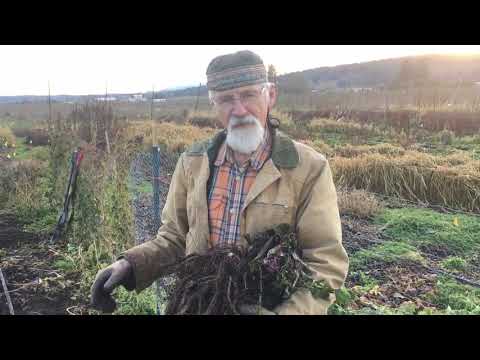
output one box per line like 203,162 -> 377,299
246,200 -> 295,230
251,201 -> 291,211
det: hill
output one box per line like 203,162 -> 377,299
158,53 -> 480,97
2,53 -> 480,104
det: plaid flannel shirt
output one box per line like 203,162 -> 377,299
207,128 -> 272,247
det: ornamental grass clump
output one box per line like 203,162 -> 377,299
162,224 -> 334,315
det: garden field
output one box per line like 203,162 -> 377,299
1,103 -> 480,315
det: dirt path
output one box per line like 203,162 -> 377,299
0,211 -> 89,315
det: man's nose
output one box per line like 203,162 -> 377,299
230,99 -> 249,117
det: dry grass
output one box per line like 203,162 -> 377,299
331,153 -> 480,213
337,189 -> 383,218
0,159 -> 45,209
0,127 -> 15,148
334,143 -> 406,158
187,110 -> 221,129
124,121 -> 217,153
437,152 -> 477,167
298,139 -> 333,156
308,117 -> 384,138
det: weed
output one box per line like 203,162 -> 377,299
112,286 -> 158,315
428,275 -> 480,313
441,256 -> 468,272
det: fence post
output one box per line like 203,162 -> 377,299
151,145 -> 162,314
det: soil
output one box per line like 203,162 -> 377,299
341,213 -> 480,312
347,261 -> 439,311
0,211 -> 89,315
341,215 -> 386,254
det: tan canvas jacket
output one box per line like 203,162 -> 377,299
121,121 -> 349,315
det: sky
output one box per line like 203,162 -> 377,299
1,45 -> 480,96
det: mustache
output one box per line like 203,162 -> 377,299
229,115 -> 258,129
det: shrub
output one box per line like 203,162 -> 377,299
439,129 -> 455,145
337,188 -> 382,218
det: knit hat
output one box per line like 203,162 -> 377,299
206,50 -> 267,92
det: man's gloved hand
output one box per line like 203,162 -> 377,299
238,304 -> 277,315
90,258 -> 134,314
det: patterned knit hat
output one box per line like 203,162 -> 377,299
206,50 -> 267,92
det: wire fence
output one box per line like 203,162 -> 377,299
128,145 -> 180,314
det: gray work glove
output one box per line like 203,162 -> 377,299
238,304 -> 277,315
90,258 -> 135,314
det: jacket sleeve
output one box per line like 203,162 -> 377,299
120,153 -> 190,292
273,159 -> 349,315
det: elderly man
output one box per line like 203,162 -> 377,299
91,50 -> 349,315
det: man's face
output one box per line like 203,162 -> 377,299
212,84 -> 277,154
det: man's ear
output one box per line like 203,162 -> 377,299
268,84 -> 277,110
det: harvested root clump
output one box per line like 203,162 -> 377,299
162,224 -> 333,315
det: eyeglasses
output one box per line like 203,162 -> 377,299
213,86 -> 267,109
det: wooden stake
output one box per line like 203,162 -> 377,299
0,268 -> 15,315
150,85 -> 154,122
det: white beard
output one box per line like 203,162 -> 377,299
226,115 -> 265,154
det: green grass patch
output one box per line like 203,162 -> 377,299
12,136 -> 49,161
22,208 -> 58,234
53,259 -> 77,274
52,243 -> 82,274
113,286 -> 158,315
349,241 -> 425,271
374,208 -> 480,256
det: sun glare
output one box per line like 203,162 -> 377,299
427,45 -> 480,56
